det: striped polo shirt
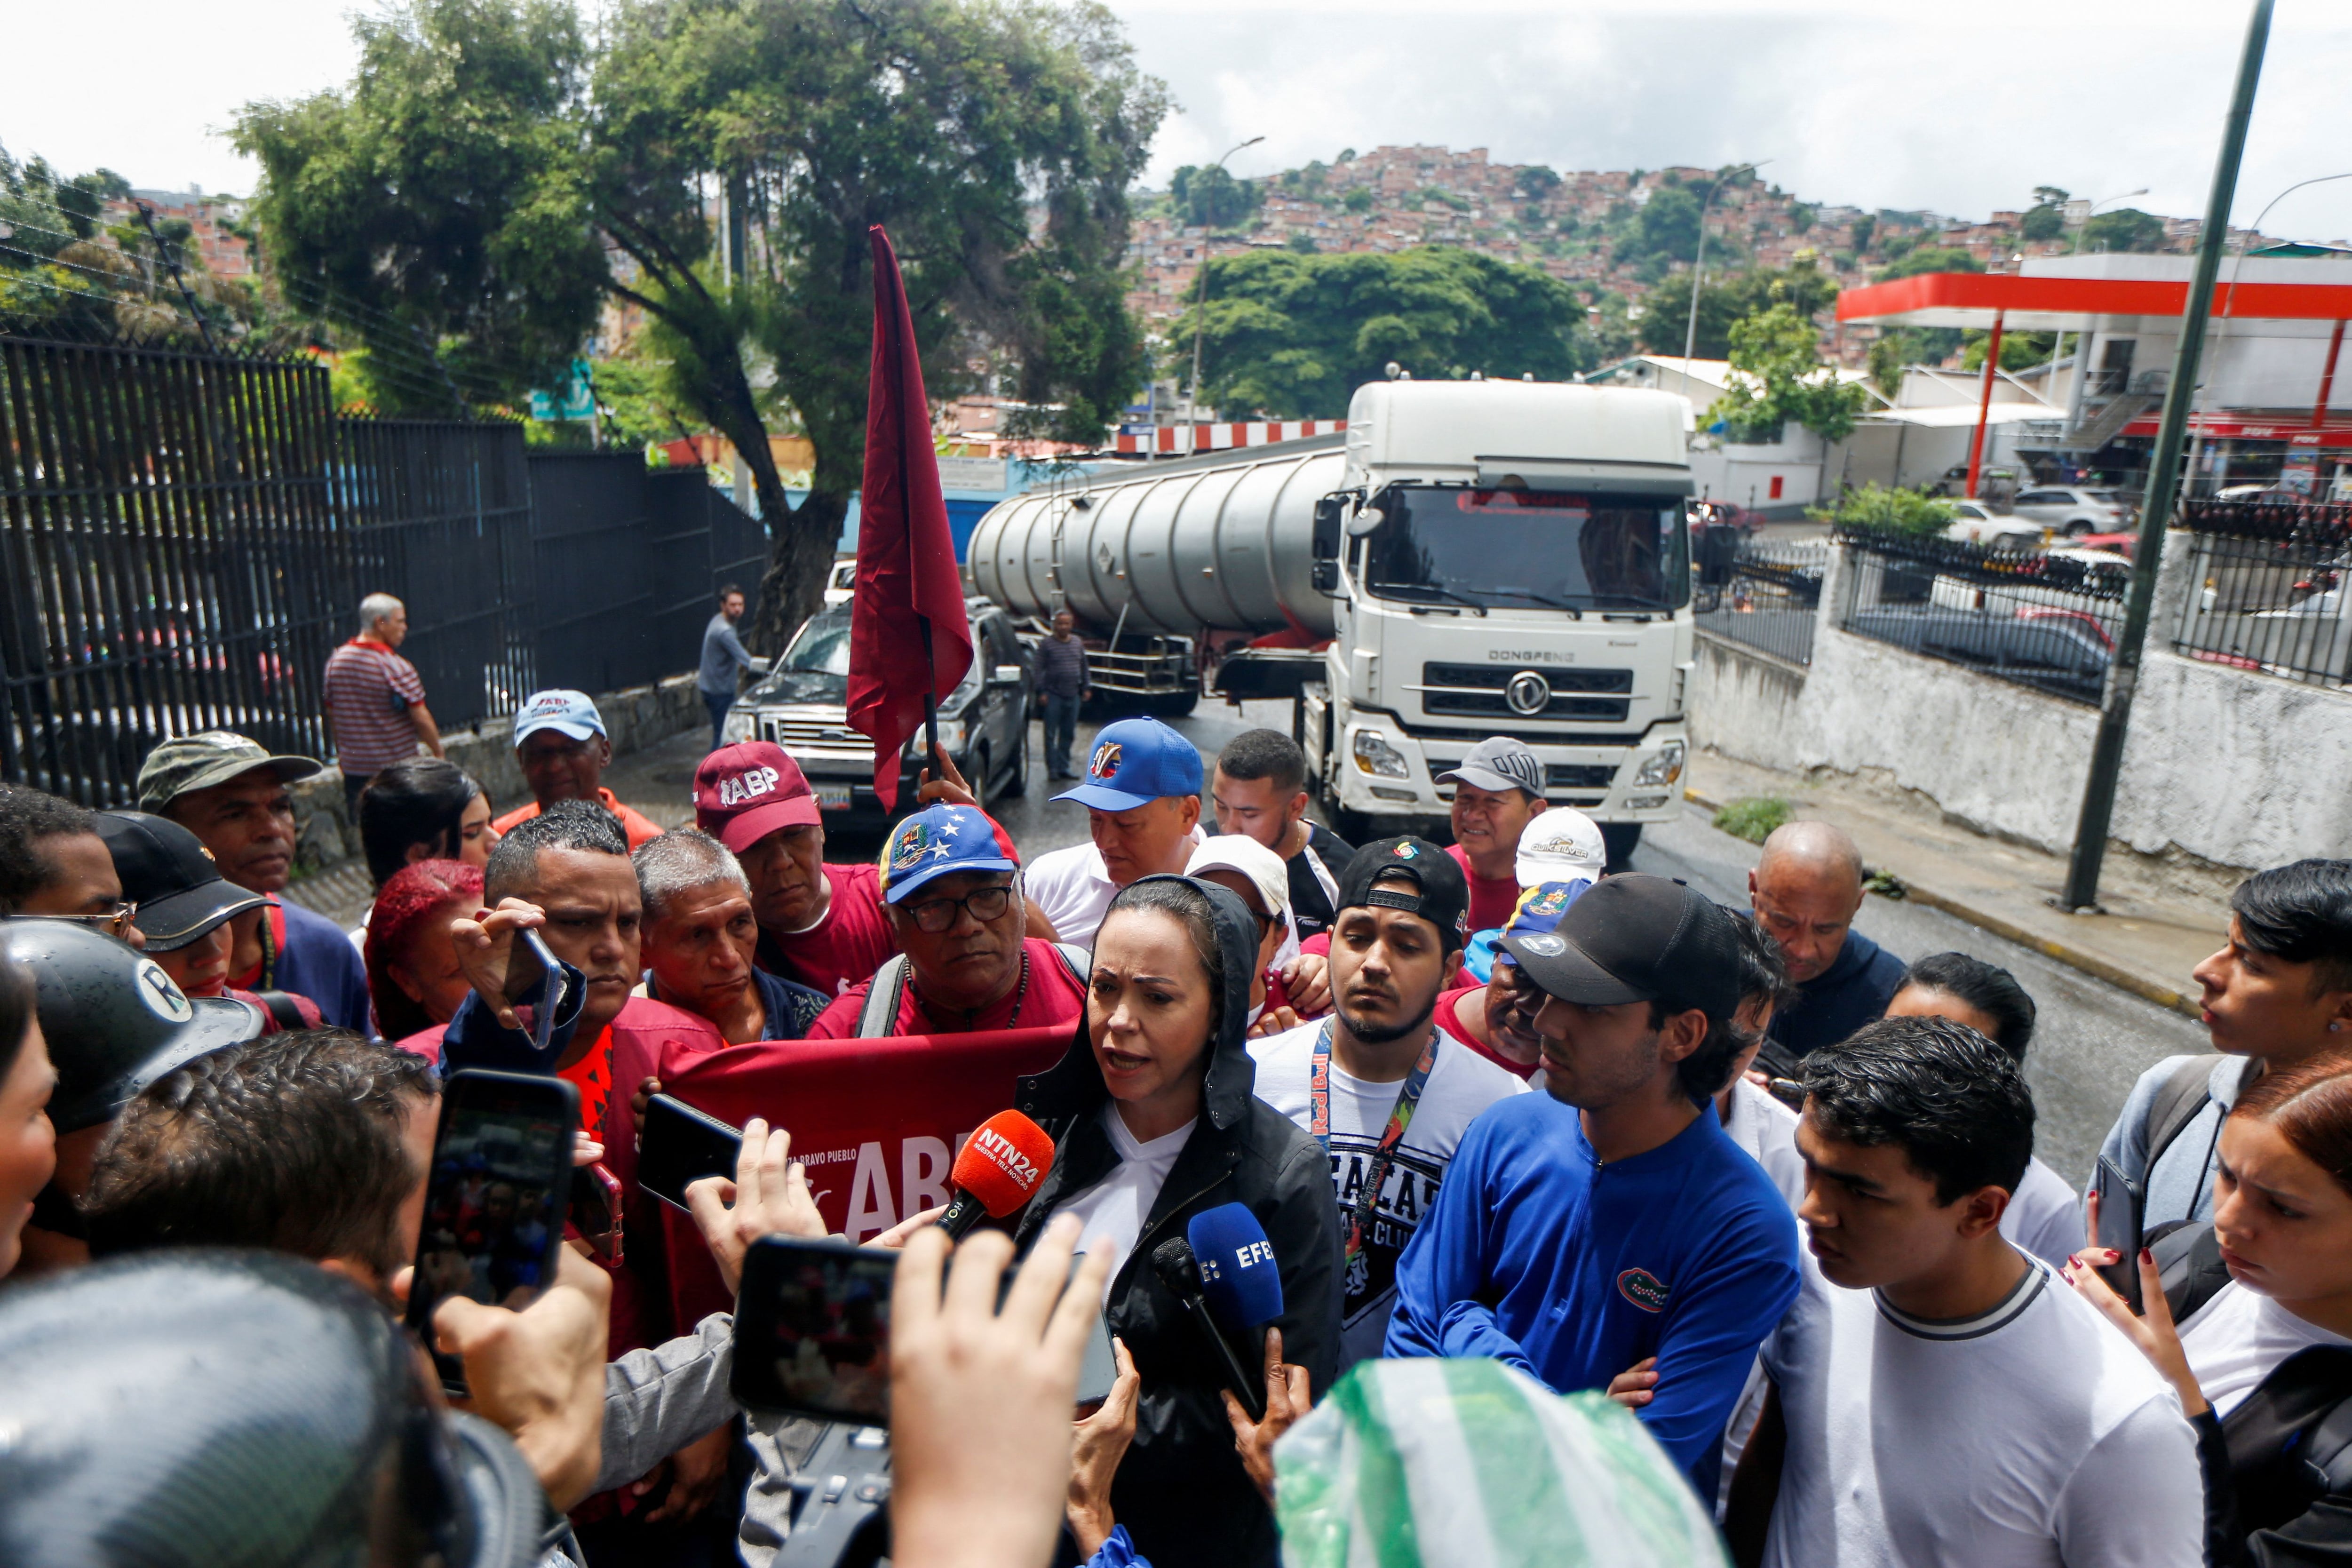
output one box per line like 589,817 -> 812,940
324,637 -> 427,775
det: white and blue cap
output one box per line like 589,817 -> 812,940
1052,717 -> 1204,812
512,689 -> 607,745
877,804 -> 1020,904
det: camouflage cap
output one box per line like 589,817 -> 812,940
135,731 -> 323,813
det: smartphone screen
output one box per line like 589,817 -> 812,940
731,1235 -> 898,1423
405,1069 -> 580,1394
638,1094 -> 745,1212
2092,1154 -> 2145,1313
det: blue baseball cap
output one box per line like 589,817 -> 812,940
877,804 -> 1020,904
1053,718 -> 1204,812
1465,880 -> 1591,984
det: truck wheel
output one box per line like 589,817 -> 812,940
1005,727 -> 1029,796
1600,823 -> 1643,872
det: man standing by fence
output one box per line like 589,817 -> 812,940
697,585 -> 764,753
322,594 -> 442,815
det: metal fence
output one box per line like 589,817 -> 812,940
2171,498 -> 2352,690
1696,535 -> 1828,666
2,332 -> 768,804
1834,528 -> 2127,705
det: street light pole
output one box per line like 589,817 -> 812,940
2059,0 -> 2273,913
1184,135 -> 1265,449
1681,160 -> 1768,402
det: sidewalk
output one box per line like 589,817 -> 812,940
1688,752 -> 2227,1019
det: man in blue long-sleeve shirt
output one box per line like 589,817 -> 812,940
1387,876 -> 1800,1498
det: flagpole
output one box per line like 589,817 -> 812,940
892,257 -> 943,769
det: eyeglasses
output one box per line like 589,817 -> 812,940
900,883 -> 1014,934
14,901 -> 139,941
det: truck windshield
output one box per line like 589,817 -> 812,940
782,618 -> 852,674
1358,485 -> 1689,612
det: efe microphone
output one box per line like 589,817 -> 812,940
1152,1237 -> 1267,1423
936,1110 -> 1056,1239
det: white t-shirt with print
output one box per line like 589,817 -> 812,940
1760,1249 -> 2203,1568
1249,1017 -> 1528,1368
1054,1102 -> 1196,1303
2181,1279 -> 2352,1419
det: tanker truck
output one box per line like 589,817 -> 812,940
967,378 -> 1696,851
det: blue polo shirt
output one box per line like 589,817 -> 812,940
1386,1092 -> 1800,1496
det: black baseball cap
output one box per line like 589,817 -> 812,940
1336,836 -> 1470,953
94,811 -> 266,953
1501,873 -> 1740,1023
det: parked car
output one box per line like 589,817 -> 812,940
1942,501 -> 2044,550
2010,486 -> 2130,537
719,596 -> 1034,829
822,559 -> 857,607
1847,603 -> 2111,703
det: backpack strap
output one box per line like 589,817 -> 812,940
856,955 -> 911,1038
2300,1360 -> 2352,1496
2155,1221 -> 2233,1323
2146,1054 -> 2234,1172
252,990 -> 309,1032
1051,942 -> 1091,987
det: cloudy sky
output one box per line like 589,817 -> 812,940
9,0 -> 2351,240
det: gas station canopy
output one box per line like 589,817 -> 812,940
1836,271 -> 2352,332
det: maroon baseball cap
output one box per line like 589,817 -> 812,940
694,741 -> 822,852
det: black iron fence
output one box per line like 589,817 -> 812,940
1696,535 -> 1828,666
2171,498 -> 2352,690
1,333 -> 766,804
1834,528 -> 2127,705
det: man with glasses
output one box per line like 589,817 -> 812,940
0,783 -> 134,938
808,804 -> 1090,1039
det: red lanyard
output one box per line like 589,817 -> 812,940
1309,1021 -> 1437,1263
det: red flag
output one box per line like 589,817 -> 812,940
848,224 -> 974,810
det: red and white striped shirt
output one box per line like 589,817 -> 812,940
324,637 -> 427,775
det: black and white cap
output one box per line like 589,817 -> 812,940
1436,737 -> 1543,797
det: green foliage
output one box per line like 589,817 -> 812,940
1174,247 -> 1595,417
1790,203 -> 1817,235
1514,165 -> 1561,200
1961,328 -> 2057,372
1877,245 -> 1983,281
1342,185 -> 1375,215
1713,797 -> 1791,844
1850,215 -> 1876,254
1635,262 -> 1837,359
2020,204 -> 2066,243
1812,482 -> 1954,538
2082,207 -> 2166,254
1170,163 -> 1259,229
1618,184 -> 1701,266
1287,232 -> 1319,255
0,142 -> 242,344
1705,302 -> 1869,444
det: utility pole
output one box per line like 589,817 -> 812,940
1681,160 -> 1768,402
2059,0 -> 2272,913
1183,135 -> 1263,450
135,200 -> 218,353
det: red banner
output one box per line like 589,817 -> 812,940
653,1024 -> 1073,1326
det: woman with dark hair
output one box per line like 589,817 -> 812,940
0,955 -> 57,1278
356,758 -> 498,888
2071,1051 -> 2352,1563
364,859 -> 485,1056
1886,950 -> 2080,1268
1012,875 -> 1341,1568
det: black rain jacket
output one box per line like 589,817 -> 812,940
1013,875 -> 1343,1568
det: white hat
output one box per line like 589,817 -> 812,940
1515,808 -> 1605,890
512,689 -> 606,745
1187,834 -> 1299,971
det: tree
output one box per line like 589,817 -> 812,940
1850,215 -> 1876,254
1618,184 -> 1701,266
1170,163 -> 1258,229
1790,203 -> 1817,235
1811,482 -> 1953,538
2082,207 -> 2166,254
1173,247 -> 1595,417
1635,262 -> 1837,359
1342,186 -> 1375,214
2020,204 -> 2066,243
1962,328 -> 2057,372
1514,165 -> 1561,201
1877,245 -> 1983,281
1706,302 -> 1868,445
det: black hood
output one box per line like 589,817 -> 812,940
1018,874 -> 1260,1133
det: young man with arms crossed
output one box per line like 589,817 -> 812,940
1387,874 -> 1799,1496
1725,1015 -> 2202,1568
1211,728 -> 1355,942
1249,837 -> 1527,1370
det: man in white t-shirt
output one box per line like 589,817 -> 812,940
1250,835 -> 1527,1369
1025,717 -> 1204,947
1725,1014 -> 2203,1568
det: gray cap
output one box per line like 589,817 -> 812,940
135,732 -> 322,813
1437,736 -> 1543,797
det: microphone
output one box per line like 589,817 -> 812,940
936,1111 -> 1056,1239
1187,1203 -> 1285,1336
1152,1237 -> 1267,1423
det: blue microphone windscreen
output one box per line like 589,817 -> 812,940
1187,1203 -> 1283,1330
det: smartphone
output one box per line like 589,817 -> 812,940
2092,1154 -> 2146,1313
405,1069 -> 579,1395
571,1161 -> 624,1266
503,927 -> 567,1058
729,1235 -> 1120,1421
638,1093 -> 745,1213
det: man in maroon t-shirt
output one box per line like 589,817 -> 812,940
692,742 -> 897,998
807,803 -> 1089,1039
1435,736 -> 1549,933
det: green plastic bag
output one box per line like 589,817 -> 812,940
1274,1358 -> 1730,1568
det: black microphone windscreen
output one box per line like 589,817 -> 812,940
1150,1236 -> 1203,1297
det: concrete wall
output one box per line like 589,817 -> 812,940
286,672 -> 704,877
1691,538 -> 2352,876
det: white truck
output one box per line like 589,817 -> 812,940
967,379 -> 1696,853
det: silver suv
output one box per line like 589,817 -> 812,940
2010,486 -> 2128,537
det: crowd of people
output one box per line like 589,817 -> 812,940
2,588 -> 2352,1568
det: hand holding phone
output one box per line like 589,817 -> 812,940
450,899 -> 571,1040
2090,1155 -> 2146,1313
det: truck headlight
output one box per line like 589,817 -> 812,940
1635,740 -> 1685,787
1351,728 -> 1411,780
722,708 -> 758,744
904,719 -> 966,755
